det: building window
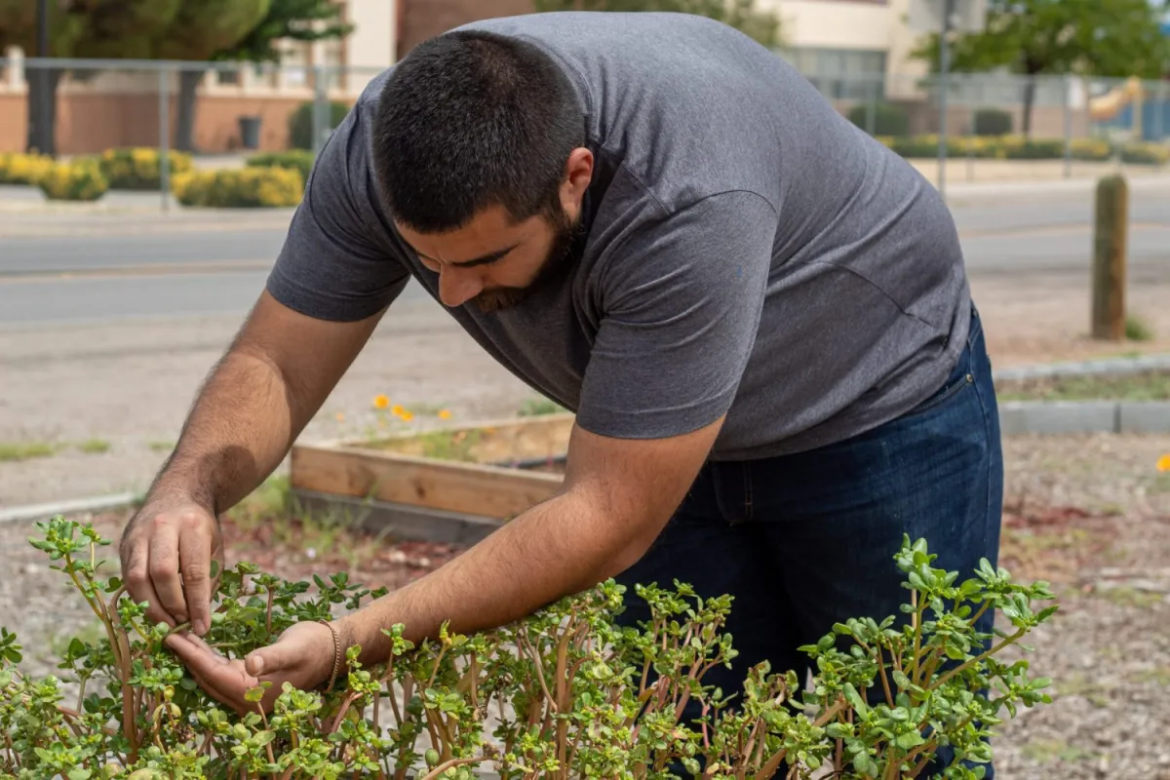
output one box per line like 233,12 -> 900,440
783,47 -> 888,101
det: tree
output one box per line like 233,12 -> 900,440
531,0 -> 781,48
0,0 -> 181,155
223,0 -> 352,65
912,0 -> 1170,137
152,0 -> 271,152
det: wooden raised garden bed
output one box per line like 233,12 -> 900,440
289,413 -> 574,544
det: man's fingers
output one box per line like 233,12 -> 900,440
185,633 -> 233,666
244,640 -> 299,678
147,520 -> 188,625
122,538 -> 173,628
179,525 -> 214,636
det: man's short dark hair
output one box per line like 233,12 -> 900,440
371,29 -> 586,234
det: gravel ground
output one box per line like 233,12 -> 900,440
3,433 -> 1168,778
992,433 -> 1170,780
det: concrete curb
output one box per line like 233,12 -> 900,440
1000,401 -> 1170,435
993,353 -> 1170,382
0,492 -> 140,524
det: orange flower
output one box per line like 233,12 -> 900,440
391,404 -> 406,418
373,394 -> 390,410
335,412 -> 346,423
438,409 -> 453,420
1158,454 -> 1170,472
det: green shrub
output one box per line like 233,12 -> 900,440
889,134 -> 965,158
99,147 -> 194,190
172,167 -> 304,208
972,108 -> 1013,136
1120,142 -> 1169,166
1001,137 -> 1066,160
288,100 -> 352,150
0,518 -> 1057,779
38,159 -> 108,201
246,150 -> 315,185
1126,313 -> 1156,341
0,152 -> 54,185
1070,138 -> 1115,161
847,101 -> 910,137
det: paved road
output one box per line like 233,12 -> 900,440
2,180 -> 1168,326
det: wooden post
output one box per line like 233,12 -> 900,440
1092,175 -> 1128,341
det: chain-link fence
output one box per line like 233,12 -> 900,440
1,56 -> 388,158
799,70 -> 1170,190
1,54 -> 1167,204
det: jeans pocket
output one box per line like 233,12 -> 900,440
907,368 -> 974,418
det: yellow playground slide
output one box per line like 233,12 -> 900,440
1088,77 -> 1146,123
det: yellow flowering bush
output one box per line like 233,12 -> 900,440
877,134 -> 1133,163
100,147 -> 194,190
246,150 -> 315,186
1070,138 -> 1114,162
37,159 -> 109,201
0,152 -> 54,185
1120,142 -> 1170,166
172,167 -> 303,208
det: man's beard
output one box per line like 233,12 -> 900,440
473,208 -> 584,313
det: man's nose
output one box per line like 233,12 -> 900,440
437,268 -> 483,308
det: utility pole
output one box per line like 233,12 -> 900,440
36,0 -> 51,156
937,0 -> 955,201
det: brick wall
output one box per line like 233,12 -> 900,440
398,0 -> 536,59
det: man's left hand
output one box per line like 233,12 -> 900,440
165,620 -> 336,715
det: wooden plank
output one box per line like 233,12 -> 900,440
290,443 -> 565,520
292,489 -> 505,545
351,413 -> 575,464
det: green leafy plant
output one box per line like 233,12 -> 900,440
848,103 -> 910,137
1,519 -> 1057,779
972,109 -> 1013,137
288,101 -> 353,151
246,151 -> 315,186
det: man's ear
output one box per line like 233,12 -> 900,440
561,147 -> 594,219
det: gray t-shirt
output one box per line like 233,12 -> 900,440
267,11 -> 971,460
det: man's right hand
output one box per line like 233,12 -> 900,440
119,500 -> 224,636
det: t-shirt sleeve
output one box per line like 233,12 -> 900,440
576,190 -> 778,441
265,102 -> 411,322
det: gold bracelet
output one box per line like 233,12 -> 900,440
318,619 -> 343,692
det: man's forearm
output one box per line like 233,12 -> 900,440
150,346 -> 307,515
335,489 -> 657,666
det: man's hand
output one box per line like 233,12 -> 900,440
335,416 -> 725,665
120,501 -> 224,635
165,621 -> 336,715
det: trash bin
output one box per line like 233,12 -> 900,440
238,115 -> 262,150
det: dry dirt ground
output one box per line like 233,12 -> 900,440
2,432 -> 1167,778
3,268 -> 1170,508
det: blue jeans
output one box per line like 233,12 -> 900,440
615,306 -> 1003,779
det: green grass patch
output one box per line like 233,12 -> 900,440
0,441 -> 57,462
518,397 -> 568,417
230,474 -> 292,524
148,440 -> 175,453
995,370 -> 1170,402
77,438 -> 111,454
1125,314 -> 1156,342
1020,738 -> 1100,765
